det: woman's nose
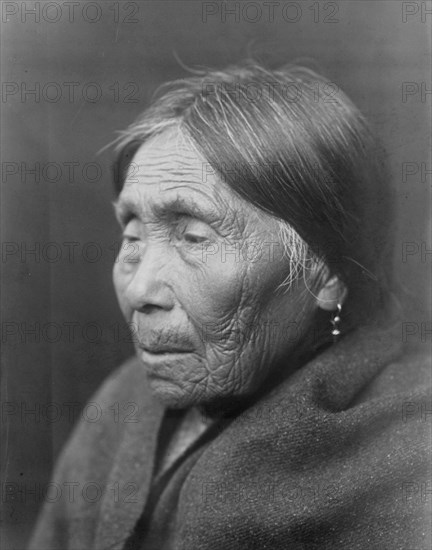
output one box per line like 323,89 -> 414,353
124,246 -> 175,313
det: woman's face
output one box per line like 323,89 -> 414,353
113,127 -> 317,408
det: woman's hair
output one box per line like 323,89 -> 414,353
112,61 -> 395,335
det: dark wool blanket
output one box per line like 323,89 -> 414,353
29,324 -> 431,550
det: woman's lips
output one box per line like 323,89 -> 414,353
140,348 -> 192,374
139,344 -> 194,354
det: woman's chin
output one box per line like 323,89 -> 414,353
146,375 -> 200,409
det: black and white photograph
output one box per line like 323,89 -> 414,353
1,1 -> 431,549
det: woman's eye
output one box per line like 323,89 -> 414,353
177,219 -> 211,245
122,233 -> 140,243
122,219 -> 141,242
183,233 -> 208,244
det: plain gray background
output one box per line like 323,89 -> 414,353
1,1 -> 431,548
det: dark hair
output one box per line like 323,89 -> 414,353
112,61 -> 395,334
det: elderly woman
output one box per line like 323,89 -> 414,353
30,62 -> 430,550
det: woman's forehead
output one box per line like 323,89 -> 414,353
128,127 -> 209,184
121,129 -> 235,209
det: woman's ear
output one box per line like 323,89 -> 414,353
316,275 -> 347,311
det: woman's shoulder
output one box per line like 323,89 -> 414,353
353,342 -> 431,404
53,355 -> 163,478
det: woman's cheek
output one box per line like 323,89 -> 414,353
185,253 -> 249,324
112,261 -> 122,300
112,262 -> 133,320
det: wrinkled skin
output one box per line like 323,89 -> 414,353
113,127 -> 317,409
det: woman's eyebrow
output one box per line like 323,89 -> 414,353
114,194 -> 222,225
153,195 -> 221,222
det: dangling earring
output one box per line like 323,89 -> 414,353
331,303 -> 342,343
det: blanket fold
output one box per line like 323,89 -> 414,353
29,324 -> 431,550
